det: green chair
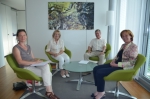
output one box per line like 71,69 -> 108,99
45,45 -> 72,76
5,54 -> 52,98
104,54 -> 146,99
88,43 -> 111,61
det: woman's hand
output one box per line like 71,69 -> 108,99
110,60 -> 118,67
33,58 -> 42,63
53,53 -> 59,57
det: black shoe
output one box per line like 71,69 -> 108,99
91,93 -> 95,97
82,72 -> 91,76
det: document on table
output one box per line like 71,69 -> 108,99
30,60 -> 50,66
78,60 -> 89,64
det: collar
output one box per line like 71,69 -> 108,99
122,42 -> 132,49
96,37 -> 101,40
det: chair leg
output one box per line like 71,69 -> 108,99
52,69 -> 60,76
20,80 -> 46,99
52,63 -> 70,76
106,81 -> 137,99
52,63 -> 60,76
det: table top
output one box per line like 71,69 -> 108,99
63,61 -> 97,72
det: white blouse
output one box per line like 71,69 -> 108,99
46,39 -> 64,53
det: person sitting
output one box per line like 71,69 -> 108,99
83,29 -> 106,76
46,30 -> 70,78
92,29 -> 138,99
13,29 -> 59,99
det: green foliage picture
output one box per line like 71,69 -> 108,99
48,2 -> 94,30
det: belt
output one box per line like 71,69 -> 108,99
93,50 -> 103,52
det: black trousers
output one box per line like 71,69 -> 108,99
93,64 -> 123,92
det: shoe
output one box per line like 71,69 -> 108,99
82,72 -> 91,76
91,93 -> 95,97
61,75 -> 66,78
92,94 -> 106,99
45,92 -> 60,99
66,74 -> 70,77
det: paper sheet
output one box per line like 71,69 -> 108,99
78,60 -> 89,64
30,60 -> 50,66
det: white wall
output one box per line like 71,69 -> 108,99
17,11 -> 26,29
26,0 -> 108,61
0,3 -> 5,68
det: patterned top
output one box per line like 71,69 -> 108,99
114,42 -> 138,70
13,44 -> 33,68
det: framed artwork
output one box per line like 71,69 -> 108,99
48,2 -> 94,30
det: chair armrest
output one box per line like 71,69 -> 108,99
45,52 -> 59,63
105,50 -> 111,58
14,68 -> 42,80
104,59 -> 112,64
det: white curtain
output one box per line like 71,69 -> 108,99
114,0 -> 147,78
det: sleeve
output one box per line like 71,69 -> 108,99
88,39 -> 93,47
103,39 -> 106,46
118,45 -> 138,69
46,41 -> 51,52
61,40 -> 65,51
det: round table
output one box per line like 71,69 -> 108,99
63,61 -> 97,90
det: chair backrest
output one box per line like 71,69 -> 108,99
5,54 -> 19,73
45,45 -> 72,63
105,43 -> 111,58
133,54 -> 146,76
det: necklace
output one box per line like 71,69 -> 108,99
18,43 -> 29,54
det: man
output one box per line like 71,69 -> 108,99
83,29 -> 106,76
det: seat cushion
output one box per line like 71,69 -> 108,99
89,56 -> 99,61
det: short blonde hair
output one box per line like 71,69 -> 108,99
120,30 -> 134,41
52,30 -> 61,38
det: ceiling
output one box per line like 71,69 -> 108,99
0,0 -> 25,10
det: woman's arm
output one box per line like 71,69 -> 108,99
57,39 -> 65,55
46,41 -> 57,56
13,47 -> 41,66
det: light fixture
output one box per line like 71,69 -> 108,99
106,11 -> 114,26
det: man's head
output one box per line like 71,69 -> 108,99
95,29 -> 101,39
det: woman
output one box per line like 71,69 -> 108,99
46,30 -> 70,78
13,29 -> 59,99
92,30 -> 138,99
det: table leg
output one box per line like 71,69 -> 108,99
66,72 -> 94,90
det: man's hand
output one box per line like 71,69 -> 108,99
87,50 -> 91,53
100,52 -> 104,55
110,60 -> 118,67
